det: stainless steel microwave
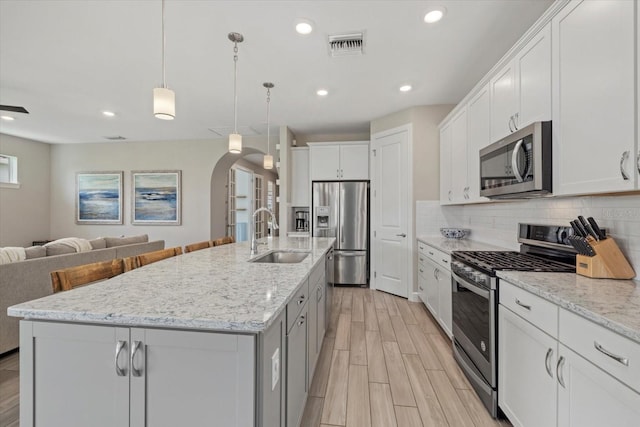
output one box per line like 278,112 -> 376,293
479,121 -> 552,199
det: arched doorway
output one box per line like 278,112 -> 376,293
210,148 -> 279,240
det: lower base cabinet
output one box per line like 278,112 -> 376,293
20,321 -> 255,427
499,280 -> 640,427
287,303 -> 309,427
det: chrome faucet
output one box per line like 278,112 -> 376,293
251,207 -> 279,255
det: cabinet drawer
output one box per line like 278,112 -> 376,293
287,280 -> 309,332
500,281 -> 558,338
560,309 -> 640,393
418,242 -> 450,271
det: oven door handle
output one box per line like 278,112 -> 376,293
452,271 -> 490,300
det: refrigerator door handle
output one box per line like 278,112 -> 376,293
341,225 -> 344,243
336,252 -> 362,257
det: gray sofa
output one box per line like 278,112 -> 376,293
1,237 -> 165,354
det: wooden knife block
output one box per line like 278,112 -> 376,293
576,237 -> 635,279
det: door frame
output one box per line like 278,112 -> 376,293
370,123 -> 414,300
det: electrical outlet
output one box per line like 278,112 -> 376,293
271,347 -> 280,391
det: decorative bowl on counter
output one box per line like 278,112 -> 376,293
440,228 -> 470,239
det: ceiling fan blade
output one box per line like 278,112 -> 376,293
0,105 -> 29,114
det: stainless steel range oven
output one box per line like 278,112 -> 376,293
450,223 -> 577,418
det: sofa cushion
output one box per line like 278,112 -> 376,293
45,244 -> 76,256
105,234 -> 148,248
25,246 -> 46,259
89,238 -> 107,250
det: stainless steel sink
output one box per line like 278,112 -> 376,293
250,250 -> 310,264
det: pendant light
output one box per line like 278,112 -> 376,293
263,82 -> 274,169
153,0 -> 175,120
228,32 -> 244,153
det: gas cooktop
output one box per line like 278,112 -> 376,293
452,250 -> 576,276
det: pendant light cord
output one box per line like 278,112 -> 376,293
161,0 -> 166,89
233,43 -> 239,134
266,87 -> 271,154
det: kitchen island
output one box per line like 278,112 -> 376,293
9,237 -> 335,427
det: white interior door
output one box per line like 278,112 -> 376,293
371,126 -> 409,298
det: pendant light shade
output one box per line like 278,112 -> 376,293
228,32 -> 244,153
154,0 -> 175,120
229,133 -> 242,154
153,87 -> 175,120
263,82 -> 274,169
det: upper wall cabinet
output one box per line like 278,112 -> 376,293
291,147 -> 310,207
552,0 -> 636,196
466,84 -> 491,203
440,124 -> 454,205
440,108 -> 469,204
308,141 -> 369,181
491,24 -> 552,143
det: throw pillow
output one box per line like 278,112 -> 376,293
89,238 -> 107,250
104,234 -> 149,248
45,244 -> 76,256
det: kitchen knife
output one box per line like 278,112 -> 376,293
569,235 -> 595,257
573,219 -> 589,239
578,216 -> 599,241
570,220 -> 585,237
587,217 -> 607,240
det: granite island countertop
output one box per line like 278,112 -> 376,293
497,271 -> 640,344
417,235 -> 510,254
8,237 -> 335,334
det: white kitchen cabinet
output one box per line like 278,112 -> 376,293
291,147 -> 310,207
499,305 -> 558,427
20,321 -> 255,427
417,242 -> 452,338
308,141 -> 369,181
491,23 -> 551,142
439,124 -> 453,204
417,242 -> 429,304
498,280 -> 640,427
557,344 -> 640,427
466,85 -> 491,203
552,0 -> 636,195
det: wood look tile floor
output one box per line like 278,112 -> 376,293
0,288 -> 512,427
303,287 -> 511,427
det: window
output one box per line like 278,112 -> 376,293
0,154 -> 19,188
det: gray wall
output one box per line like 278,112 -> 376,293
49,136 -> 271,248
0,134 -> 51,246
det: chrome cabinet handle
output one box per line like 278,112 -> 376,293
594,341 -> 629,366
131,340 -> 143,377
545,348 -> 554,378
441,258 -> 449,264
637,152 -> 640,176
513,112 -> 519,130
341,169 -> 344,178
620,151 -> 630,180
297,295 -> 306,305
418,285 -> 423,291
556,356 -> 566,388
337,169 -> 340,178
515,298 -> 531,311
434,268 -> 440,280
297,315 -> 305,327
428,251 -> 434,256
419,268 -> 424,273
396,233 -> 406,237
317,287 -> 322,302
115,340 -> 127,377
508,116 -> 514,133
448,190 -> 452,201
419,257 -> 424,262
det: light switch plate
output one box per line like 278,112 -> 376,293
271,347 -> 280,391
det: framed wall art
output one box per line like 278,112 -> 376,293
132,170 -> 181,225
76,171 -> 124,224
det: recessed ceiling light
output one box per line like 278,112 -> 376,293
295,19 -> 313,35
424,7 -> 446,24
0,115 -> 15,121
399,85 -> 412,92
317,89 -> 328,96
102,110 -> 116,117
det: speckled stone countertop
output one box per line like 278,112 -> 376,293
8,237 -> 335,333
417,235 -> 509,254
498,271 -> 640,344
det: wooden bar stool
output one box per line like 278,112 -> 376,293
184,240 -> 213,253
136,247 -> 183,267
212,236 -> 235,246
51,259 -> 124,293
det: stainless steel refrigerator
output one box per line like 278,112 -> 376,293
312,181 -> 369,285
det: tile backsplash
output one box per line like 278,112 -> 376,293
416,194 -> 640,279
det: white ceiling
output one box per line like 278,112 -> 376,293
0,0 -> 553,144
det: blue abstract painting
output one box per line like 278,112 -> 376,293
76,172 -> 123,224
132,171 -> 181,225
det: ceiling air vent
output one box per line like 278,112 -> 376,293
328,32 -> 365,57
